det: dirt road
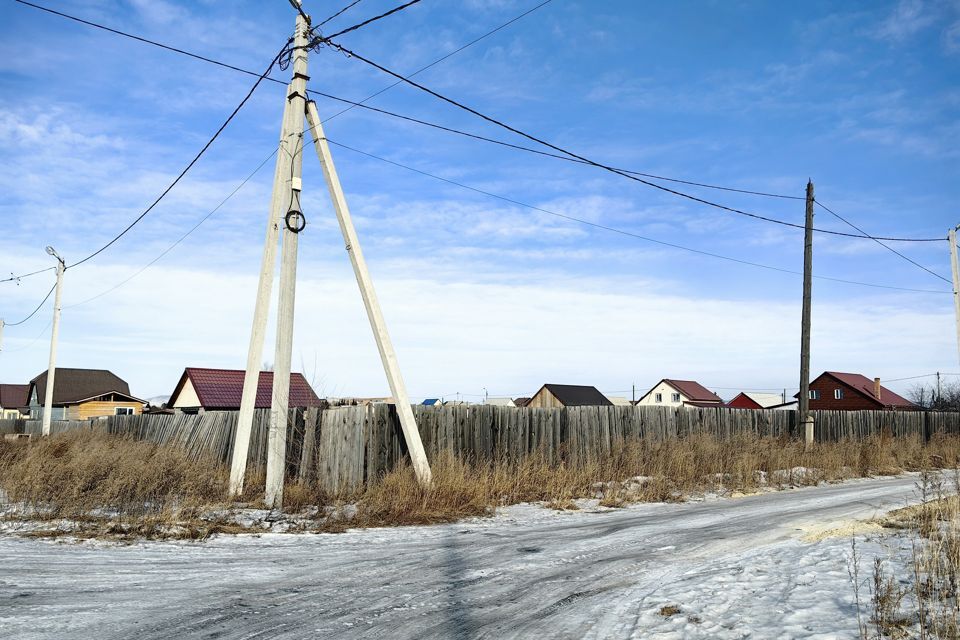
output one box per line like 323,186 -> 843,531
0,474 -> 926,639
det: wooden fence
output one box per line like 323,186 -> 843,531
3,405 -> 959,492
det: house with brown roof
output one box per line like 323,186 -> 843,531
0,384 -> 30,419
801,372 -> 918,411
526,384 -> 613,408
636,379 -> 724,408
167,367 -> 322,414
26,368 -> 145,421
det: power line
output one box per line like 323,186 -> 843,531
1,265 -> 55,284
12,0 -> 287,87
16,0 -> 813,209
325,137 -> 950,295
2,319 -> 52,353
68,40 -> 290,270
318,0 -> 364,27
307,87 -> 812,201
814,200 -> 950,283
320,0 -> 422,40
3,281 -> 55,326
317,38 -> 944,244
63,148 -> 277,309
319,0 -> 555,125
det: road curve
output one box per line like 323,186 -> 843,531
0,474 -> 926,639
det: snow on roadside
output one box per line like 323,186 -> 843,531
624,529 -> 911,639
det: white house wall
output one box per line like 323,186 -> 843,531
637,381 -> 688,407
171,378 -> 201,409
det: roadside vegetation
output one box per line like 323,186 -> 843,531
2,429 -> 960,540
849,471 -> 960,639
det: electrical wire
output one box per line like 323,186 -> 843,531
3,281 -> 56,326
317,39 -> 944,243
12,0 -> 288,87
0,265 -> 55,284
318,0 -> 363,27
320,0 -> 422,40
308,86 -> 807,199
63,148 -> 278,309
1,319 -> 52,353
67,40 -> 291,270
325,137 -> 951,294
814,200 -> 950,283
16,0 -> 812,207
318,0 -> 555,125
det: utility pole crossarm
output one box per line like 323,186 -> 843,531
305,100 -> 432,486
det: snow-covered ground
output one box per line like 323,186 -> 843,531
0,474 -> 931,639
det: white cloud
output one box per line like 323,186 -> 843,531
872,0 -> 937,42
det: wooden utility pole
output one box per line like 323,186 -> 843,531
230,13 -> 307,499
799,180 -> 815,446
265,13 -> 309,508
949,227 -> 960,370
41,247 -> 65,437
305,100 -> 433,486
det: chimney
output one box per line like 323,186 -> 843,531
874,377 -> 882,400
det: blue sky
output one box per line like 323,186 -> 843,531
0,0 -> 958,402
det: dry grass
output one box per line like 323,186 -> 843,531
0,429 -> 229,537
2,429 -> 960,539
851,471 -> 960,639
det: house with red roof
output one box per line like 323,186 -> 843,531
800,371 -> 918,411
167,367 -> 322,414
635,379 -> 724,408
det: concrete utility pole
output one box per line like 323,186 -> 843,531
265,13 -> 309,509
799,181 -> 815,447
305,100 -> 433,486
230,12 -> 308,500
948,227 -> 960,370
42,247 -> 65,437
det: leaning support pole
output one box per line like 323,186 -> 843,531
949,227 -> 960,370
799,180 -> 815,447
229,31 -> 301,498
265,14 -> 309,508
305,100 -> 433,486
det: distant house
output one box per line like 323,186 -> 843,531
727,392 -> 788,410
167,367 -> 322,414
636,379 -> 724,408
800,372 -> 918,411
26,368 -> 144,421
422,398 -> 442,407
513,397 -> 531,407
526,384 -> 613,408
484,397 -> 516,407
0,384 -> 30,419
606,396 -> 634,407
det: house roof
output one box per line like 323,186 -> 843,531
540,384 -> 613,406
28,368 -> 140,405
817,371 -> 916,408
422,398 -> 441,406
0,384 -> 30,409
513,397 -> 531,407
171,368 -> 322,410
484,397 -> 516,407
661,379 -> 723,403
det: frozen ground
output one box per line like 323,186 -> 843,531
0,474 -> 930,639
